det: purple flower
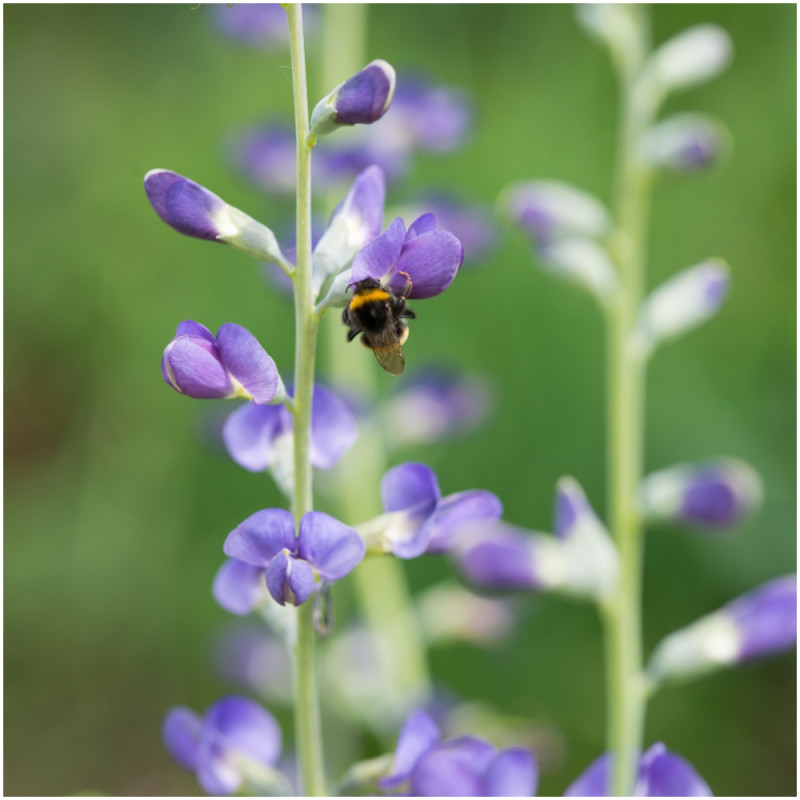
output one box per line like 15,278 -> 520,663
639,113 -> 730,174
222,383 -> 357,472
310,60 -> 396,139
350,215 -> 464,300
380,368 -> 494,447
564,742 -> 711,796
222,508 -> 365,606
379,710 -> 538,797
162,321 -> 282,404
456,478 -> 618,600
212,558 -> 269,616
387,76 -> 474,154
639,459 -> 762,530
144,170 -> 287,265
361,462 -> 502,558
646,575 -> 797,685
212,3 -> 289,48
400,193 -> 497,263
162,696 -> 285,795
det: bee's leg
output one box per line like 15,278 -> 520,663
398,306 -> 416,319
346,326 -> 361,343
397,269 -> 413,299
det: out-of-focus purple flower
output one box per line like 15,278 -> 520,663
565,742 -> 711,796
646,575 -> 797,685
162,321 -> 282,404
144,170 -> 288,266
222,383 -> 357,474
456,478 -> 618,600
639,459 -> 762,530
350,214 -> 464,300
633,260 -> 730,356
384,76 -> 474,155
380,368 -> 494,447
379,710 -> 538,797
211,3 -> 290,47
499,180 -> 611,248
223,508 -> 365,606
639,113 -> 731,174
310,60 -> 396,139
212,622 -> 293,704
359,462 -> 502,558
397,194 -> 497,263
162,696 -> 285,796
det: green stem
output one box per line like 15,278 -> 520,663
319,0 -> 433,726
286,4 -> 325,795
604,7 -> 652,796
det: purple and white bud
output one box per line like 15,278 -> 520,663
499,180 -> 611,247
144,170 -> 289,268
554,477 -> 619,600
646,576 -> 797,686
639,113 -> 731,174
639,459 -> 762,530
538,237 -> 620,307
633,259 -> 730,357
646,24 -> 732,96
161,321 -> 284,404
311,165 -> 386,300
309,60 -> 396,140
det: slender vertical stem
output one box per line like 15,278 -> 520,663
603,7 -> 652,796
285,4 -> 325,795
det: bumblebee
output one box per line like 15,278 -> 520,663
342,273 -> 416,375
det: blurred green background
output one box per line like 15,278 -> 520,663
4,3 -> 796,796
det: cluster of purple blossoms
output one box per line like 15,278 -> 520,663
378,709 -> 538,797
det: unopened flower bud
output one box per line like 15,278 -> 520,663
646,575 -> 797,686
647,24 -> 732,95
640,113 -> 731,174
144,170 -> 289,267
633,259 -> 729,356
538,237 -> 619,307
640,459 -> 762,530
309,60 -> 396,139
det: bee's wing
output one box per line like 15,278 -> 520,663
367,325 -> 408,376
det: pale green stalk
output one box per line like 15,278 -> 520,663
602,7 -> 653,795
285,4 -> 325,795
319,1 -> 434,722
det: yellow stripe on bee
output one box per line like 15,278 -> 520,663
349,288 -> 390,310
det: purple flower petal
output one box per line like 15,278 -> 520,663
162,707 -> 204,771
564,753 -> 611,796
196,735 -> 242,796
379,710 -> 441,789
382,462 -> 441,514
727,574 -> 797,661
223,508 -> 296,567
484,747 -> 539,797
222,403 -> 289,472
212,3 -> 290,47
456,526 -> 543,591
204,696 -> 282,768
309,385 -> 358,468
637,743 -> 712,797
212,559 -> 268,616
426,490 -> 504,554
215,323 -> 279,404
175,320 -> 215,342
406,213 -> 438,239
680,470 -> 743,527
335,60 -> 395,125
391,227 -> 464,299
162,333 -> 233,399
410,737 -> 496,797
297,511 -> 365,581
265,549 -> 315,606
350,217 -> 406,283
145,170 -> 227,241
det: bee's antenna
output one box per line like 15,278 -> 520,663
398,270 -> 413,297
